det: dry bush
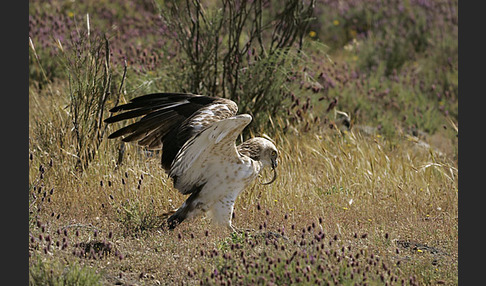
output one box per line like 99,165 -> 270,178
156,0 -> 316,128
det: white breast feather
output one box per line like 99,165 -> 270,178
169,114 -> 253,194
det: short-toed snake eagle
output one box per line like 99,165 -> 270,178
104,93 -> 278,231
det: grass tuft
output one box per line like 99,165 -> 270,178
29,255 -> 102,286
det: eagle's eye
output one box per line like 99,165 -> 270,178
271,150 -> 277,157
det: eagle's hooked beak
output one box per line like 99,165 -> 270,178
261,158 -> 278,185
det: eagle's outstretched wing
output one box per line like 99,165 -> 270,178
169,114 -> 253,194
104,93 -> 238,171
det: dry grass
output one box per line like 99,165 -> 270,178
28,0 -> 458,283
29,86 -> 458,285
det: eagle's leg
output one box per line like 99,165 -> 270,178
207,197 -> 255,234
167,204 -> 189,229
207,197 -> 238,231
167,192 -> 205,229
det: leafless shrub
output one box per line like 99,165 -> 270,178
59,24 -> 126,171
157,0 -> 315,127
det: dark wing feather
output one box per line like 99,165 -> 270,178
104,93 -> 238,172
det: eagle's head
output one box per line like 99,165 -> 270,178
237,137 -> 278,184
